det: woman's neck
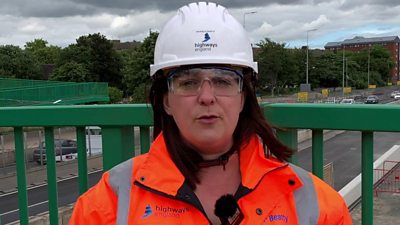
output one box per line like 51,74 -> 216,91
195,152 -> 241,225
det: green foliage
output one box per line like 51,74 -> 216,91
57,33 -> 123,88
255,38 -> 300,95
25,39 -> 61,64
120,31 -> 158,102
108,86 -> 123,103
0,45 -> 41,79
49,62 -> 89,82
310,51 -> 342,88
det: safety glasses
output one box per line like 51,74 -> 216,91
166,66 -> 243,96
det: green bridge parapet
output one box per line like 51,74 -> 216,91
1,103 -> 399,225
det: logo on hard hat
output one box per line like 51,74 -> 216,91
195,31 -> 218,52
203,33 -> 210,42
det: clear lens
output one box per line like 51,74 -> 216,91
167,67 -> 243,96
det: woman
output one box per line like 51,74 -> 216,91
69,2 -> 353,225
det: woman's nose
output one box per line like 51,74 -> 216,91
197,80 -> 215,104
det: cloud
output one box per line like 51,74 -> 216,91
0,0 -> 399,48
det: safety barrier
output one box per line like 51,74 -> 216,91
374,161 -> 400,196
2,103 -> 400,225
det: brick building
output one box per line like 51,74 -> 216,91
325,36 -> 400,83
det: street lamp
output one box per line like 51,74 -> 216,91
243,11 -> 257,29
342,44 -> 345,95
306,28 -> 318,84
368,44 -> 371,87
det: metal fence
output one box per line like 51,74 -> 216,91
0,78 -> 110,106
374,161 -> 400,196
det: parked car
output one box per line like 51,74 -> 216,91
340,99 -> 355,104
33,139 -> 77,164
390,91 -> 400,98
394,93 -> 400,99
364,95 -> 379,104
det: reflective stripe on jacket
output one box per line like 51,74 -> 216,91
69,134 -> 353,225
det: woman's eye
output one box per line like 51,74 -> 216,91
178,79 -> 200,89
213,78 -> 233,87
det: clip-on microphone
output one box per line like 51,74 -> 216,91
214,194 -> 244,225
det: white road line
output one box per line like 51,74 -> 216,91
0,169 -> 102,198
0,200 -> 49,217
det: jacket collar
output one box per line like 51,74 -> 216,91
135,133 -> 299,196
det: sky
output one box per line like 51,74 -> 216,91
1,0 -> 399,49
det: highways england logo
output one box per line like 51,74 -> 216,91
142,204 -> 189,219
194,31 -> 218,52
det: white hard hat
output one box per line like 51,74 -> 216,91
150,2 -> 258,76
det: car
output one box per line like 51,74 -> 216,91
394,93 -> 400,99
390,91 -> 400,98
364,95 -> 379,104
340,99 -> 355,104
33,139 -> 78,164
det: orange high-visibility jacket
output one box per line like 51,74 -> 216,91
69,134 -> 353,225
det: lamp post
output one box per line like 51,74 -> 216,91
306,28 -> 317,84
342,44 -> 345,96
368,44 -> 371,87
243,11 -> 257,29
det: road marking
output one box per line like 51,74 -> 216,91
0,200 -> 49,217
0,169 -> 103,198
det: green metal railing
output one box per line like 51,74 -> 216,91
1,103 -> 398,225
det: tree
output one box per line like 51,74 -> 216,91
310,51 -> 343,88
25,39 -> 61,64
56,33 -> 123,88
76,33 -> 123,88
255,38 -> 300,96
50,62 -> 89,82
120,32 -> 158,102
0,45 -> 41,79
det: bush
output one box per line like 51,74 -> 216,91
108,87 -> 123,103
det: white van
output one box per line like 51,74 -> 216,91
86,126 -> 102,156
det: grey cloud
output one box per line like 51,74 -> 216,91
0,0 -> 97,17
338,0 -> 400,10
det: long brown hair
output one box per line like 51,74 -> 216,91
149,68 -> 292,189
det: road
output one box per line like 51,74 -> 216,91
0,171 -> 103,224
297,131 -> 400,190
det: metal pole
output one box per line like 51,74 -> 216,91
342,45 -> 345,96
306,32 -> 309,84
306,29 -> 317,85
346,58 -> 348,87
243,11 -> 257,29
0,135 -> 5,171
368,45 -> 371,87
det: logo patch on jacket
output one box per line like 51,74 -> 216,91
142,204 -> 153,218
264,214 -> 289,223
142,204 -> 189,219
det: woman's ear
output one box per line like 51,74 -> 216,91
163,94 -> 172,115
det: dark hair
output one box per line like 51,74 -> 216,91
149,68 -> 292,189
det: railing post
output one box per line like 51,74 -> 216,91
276,129 -> 298,164
362,131 -> 374,225
14,127 -> 29,225
140,126 -> 150,154
44,127 -> 59,225
76,126 -> 88,194
312,129 -> 324,179
102,126 -> 135,171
